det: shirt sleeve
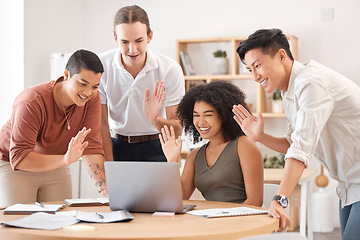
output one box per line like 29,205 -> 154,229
284,80 -> 334,167
9,98 -> 43,169
81,92 -> 104,156
163,63 -> 185,107
98,70 -> 108,105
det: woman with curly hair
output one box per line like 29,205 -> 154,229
159,81 -> 263,206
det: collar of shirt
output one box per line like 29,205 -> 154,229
283,60 -> 305,101
112,48 -> 158,75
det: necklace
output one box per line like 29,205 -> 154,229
60,99 -> 71,130
62,105 -> 71,130
58,84 -> 72,131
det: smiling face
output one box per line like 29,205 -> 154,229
62,69 -> 101,108
193,101 -> 223,140
114,22 -> 153,70
244,48 -> 290,92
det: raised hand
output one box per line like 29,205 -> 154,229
63,127 -> 91,165
232,104 -> 264,142
143,80 -> 166,123
159,125 -> 182,163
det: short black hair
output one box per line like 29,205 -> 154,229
65,49 -> 104,76
237,28 -> 294,64
177,81 -> 250,144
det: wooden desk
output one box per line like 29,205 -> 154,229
264,168 -> 317,240
0,200 -> 278,240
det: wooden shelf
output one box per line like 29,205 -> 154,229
176,36 -> 298,119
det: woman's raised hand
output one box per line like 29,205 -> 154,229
64,127 -> 91,165
159,125 -> 182,163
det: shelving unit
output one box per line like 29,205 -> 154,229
176,36 -> 298,117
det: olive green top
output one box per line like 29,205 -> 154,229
194,137 -> 246,203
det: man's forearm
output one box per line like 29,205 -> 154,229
82,154 -> 107,194
258,133 -> 290,154
15,152 -> 66,172
277,158 -> 305,197
151,116 -> 183,138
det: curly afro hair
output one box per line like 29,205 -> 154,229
177,81 -> 250,144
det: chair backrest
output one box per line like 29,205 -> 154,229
240,232 -> 307,240
263,183 -> 289,215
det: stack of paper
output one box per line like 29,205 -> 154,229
187,206 -> 268,218
1,212 -> 78,230
64,198 -> 109,207
3,204 -> 64,215
76,210 -> 133,223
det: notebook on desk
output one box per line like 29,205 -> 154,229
105,162 -> 195,214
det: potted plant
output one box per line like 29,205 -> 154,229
211,50 -> 228,75
272,89 -> 284,113
263,153 -> 285,168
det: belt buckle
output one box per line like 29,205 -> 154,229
127,136 -> 134,144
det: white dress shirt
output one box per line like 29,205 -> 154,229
283,60 -> 360,207
98,48 -> 185,136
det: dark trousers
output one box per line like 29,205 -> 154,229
111,137 -> 167,162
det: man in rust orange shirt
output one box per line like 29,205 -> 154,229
0,49 -> 108,207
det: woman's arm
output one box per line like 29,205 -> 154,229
237,136 -> 264,207
180,149 -> 198,200
159,125 -> 198,200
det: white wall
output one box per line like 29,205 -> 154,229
0,0 -> 24,126
24,0 -> 86,88
19,0 -> 360,88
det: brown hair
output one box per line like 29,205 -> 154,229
113,5 -> 151,36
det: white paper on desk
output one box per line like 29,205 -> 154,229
187,207 -> 268,218
3,203 -> 64,214
1,212 -> 79,230
76,210 -> 134,223
64,197 -> 109,206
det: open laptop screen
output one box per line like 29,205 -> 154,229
105,162 -> 184,213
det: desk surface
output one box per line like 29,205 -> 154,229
0,200 -> 278,240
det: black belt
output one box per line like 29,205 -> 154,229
113,134 -> 159,143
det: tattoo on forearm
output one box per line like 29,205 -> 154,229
87,163 -> 106,188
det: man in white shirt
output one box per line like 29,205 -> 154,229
99,5 -> 184,162
232,28 -> 360,239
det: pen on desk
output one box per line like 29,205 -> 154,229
35,202 -> 45,208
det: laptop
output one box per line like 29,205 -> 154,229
104,161 -> 195,214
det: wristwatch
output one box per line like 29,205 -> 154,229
273,195 -> 289,208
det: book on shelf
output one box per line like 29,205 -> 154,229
64,197 -> 109,207
179,51 -> 195,75
3,203 -> 65,215
187,206 -> 267,218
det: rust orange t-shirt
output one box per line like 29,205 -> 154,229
0,78 -> 104,169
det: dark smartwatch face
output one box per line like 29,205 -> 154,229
280,196 -> 289,208
273,195 -> 289,208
